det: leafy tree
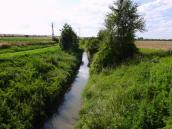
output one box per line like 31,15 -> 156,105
138,37 -> 144,40
60,24 -> 79,51
91,0 -> 145,73
106,0 -> 145,58
97,29 -> 108,41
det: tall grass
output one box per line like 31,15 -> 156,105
76,49 -> 172,129
0,45 -> 82,129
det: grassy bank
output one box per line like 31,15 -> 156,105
0,45 -> 82,129
77,49 -> 172,129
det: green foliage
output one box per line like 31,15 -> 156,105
90,36 -> 118,73
0,45 -> 82,129
60,24 -> 79,51
163,89 -> 172,129
91,0 -> 145,73
77,49 -> 172,129
97,30 -> 106,40
80,38 -> 101,63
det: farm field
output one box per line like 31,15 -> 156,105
0,37 -> 82,129
0,44 -> 58,54
135,40 -> 172,50
0,37 -> 53,44
0,37 -> 55,48
0,37 -> 57,54
76,49 -> 172,129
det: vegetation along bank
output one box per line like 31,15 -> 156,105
0,23 -> 82,129
77,0 -> 172,128
76,49 -> 172,129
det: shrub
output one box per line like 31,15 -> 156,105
60,24 -> 79,51
91,0 -> 145,73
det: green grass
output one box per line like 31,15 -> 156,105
0,45 -> 82,129
0,37 -> 53,44
0,37 -> 57,54
76,48 -> 172,129
0,46 -> 59,60
0,44 -> 57,54
139,48 -> 162,54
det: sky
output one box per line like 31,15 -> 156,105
0,0 -> 172,39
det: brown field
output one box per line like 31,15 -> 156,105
135,41 -> 172,50
0,37 -> 54,48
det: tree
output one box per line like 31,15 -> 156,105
60,24 -> 79,51
106,0 -> 145,59
91,0 -> 145,73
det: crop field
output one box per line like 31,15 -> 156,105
0,37 -> 55,47
76,49 -> 172,129
135,41 -> 172,50
0,37 -> 82,129
0,37 -> 57,54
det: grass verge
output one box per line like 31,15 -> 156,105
76,49 -> 172,129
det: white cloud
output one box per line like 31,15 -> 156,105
0,0 -> 113,37
137,0 -> 172,39
0,0 -> 172,38
53,0 -> 113,37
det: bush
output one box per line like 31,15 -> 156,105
91,35 -> 138,73
90,0 -> 145,73
60,24 -> 79,51
91,45 -> 118,73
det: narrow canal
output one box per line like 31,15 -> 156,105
42,52 -> 89,129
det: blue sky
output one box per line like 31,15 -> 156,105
136,0 -> 172,39
0,0 -> 172,39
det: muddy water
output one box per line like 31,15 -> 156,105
42,52 -> 89,129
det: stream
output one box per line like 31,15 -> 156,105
42,52 -> 90,129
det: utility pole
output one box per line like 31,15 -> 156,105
52,22 -> 54,41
